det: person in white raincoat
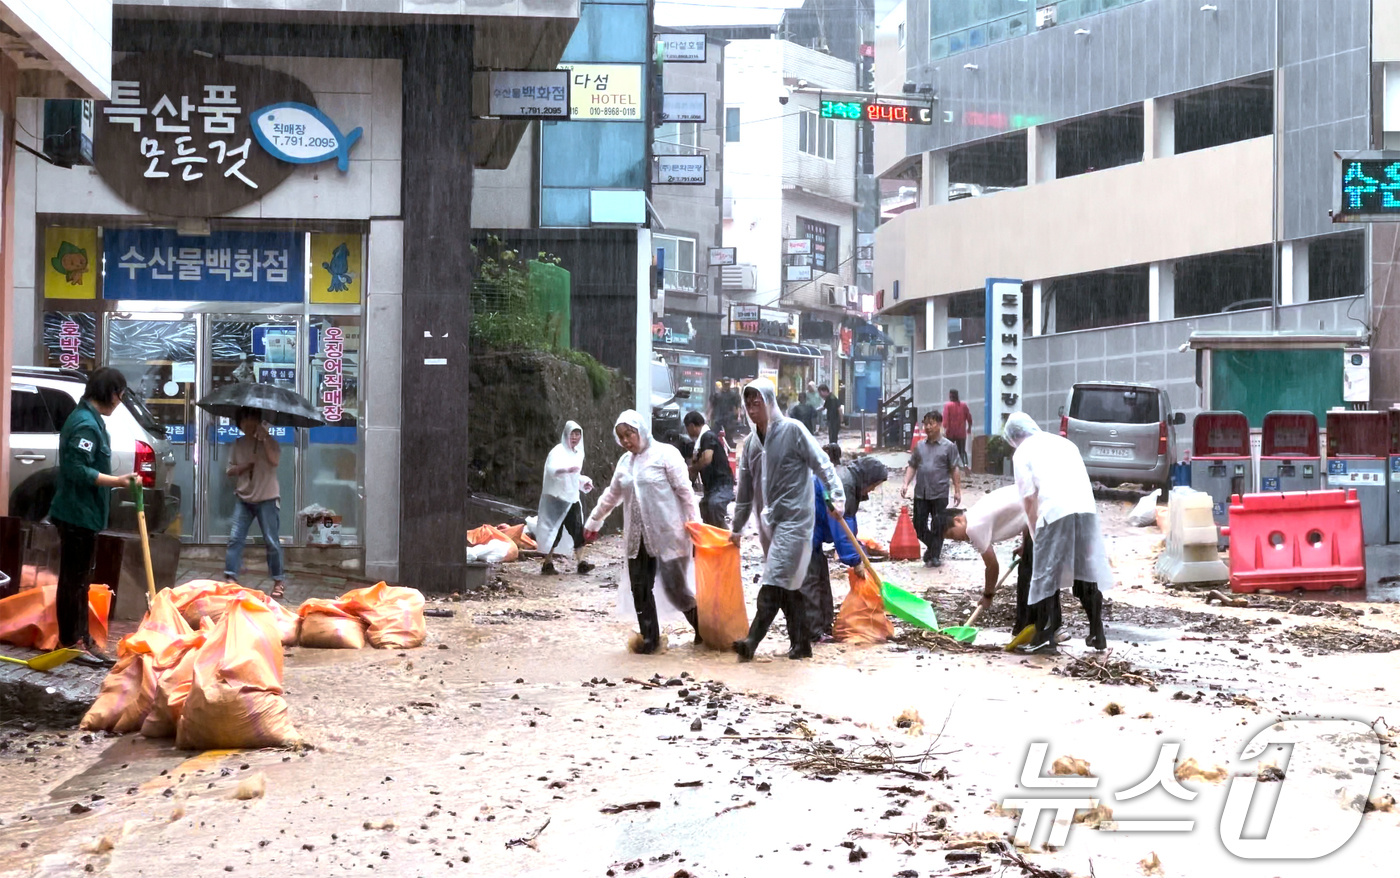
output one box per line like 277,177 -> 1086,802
1004,412 -> 1114,652
584,411 -> 702,653
729,378 -> 845,661
536,420 -> 595,576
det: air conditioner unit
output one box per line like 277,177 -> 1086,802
722,264 -> 758,292
823,283 -> 838,306
1036,6 -> 1057,28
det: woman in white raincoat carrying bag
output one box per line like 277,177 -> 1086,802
584,411 -> 703,653
536,420 -> 595,576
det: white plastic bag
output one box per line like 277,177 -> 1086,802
465,540 -> 513,563
1127,489 -> 1161,527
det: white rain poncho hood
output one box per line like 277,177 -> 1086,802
535,420 -> 589,554
1003,412 -> 1040,448
586,410 -> 701,621
732,379 -> 845,591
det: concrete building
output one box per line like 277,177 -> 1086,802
722,39 -> 858,405
650,27 -> 725,423
875,0 -> 1389,450
13,1 -> 580,590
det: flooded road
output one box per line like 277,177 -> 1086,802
3,474 -> 1399,877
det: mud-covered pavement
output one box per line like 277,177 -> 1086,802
4,472 -> 1400,877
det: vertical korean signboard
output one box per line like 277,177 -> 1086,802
984,278 -> 1023,438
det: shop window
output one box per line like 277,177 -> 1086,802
307,315 -> 362,543
41,312 -> 98,371
655,234 -> 698,292
725,107 -> 741,142
799,111 -> 835,160
797,216 -> 840,274
655,122 -> 699,155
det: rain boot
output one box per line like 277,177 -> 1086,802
733,585 -> 783,662
683,607 -> 702,644
633,581 -> 661,655
784,591 -> 812,660
1076,581 -> 1107,650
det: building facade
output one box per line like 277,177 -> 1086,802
14,4 -> 578,590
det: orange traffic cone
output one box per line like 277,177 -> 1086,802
890,506 -> 921,561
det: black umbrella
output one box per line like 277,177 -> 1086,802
196,381 -> 326,429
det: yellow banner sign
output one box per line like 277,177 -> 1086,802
557,64 -> 644,121
309,233 -> 362,304
44,228 -> 98,299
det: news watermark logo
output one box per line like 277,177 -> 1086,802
1001,719 -> 1381,860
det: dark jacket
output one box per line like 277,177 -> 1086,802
50,400 -> 112,533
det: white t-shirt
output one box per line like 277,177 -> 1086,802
1012,431 -> 1096,532
964,485 -> 1028,555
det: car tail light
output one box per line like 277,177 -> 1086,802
135,441 -> 156,489
1158,421 -> 1168,456
1059,415 -> 1068,437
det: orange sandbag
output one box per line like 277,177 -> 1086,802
685,523 -> 749,649
0,584 -> 110,652
119,590 -> 198,668
860,537 -> 889,559
498,523 -> 537,551
80,652 -> 158,733
833,568 -> 894,645
466,525 -> 520,561
168,579 -> 267,628
140,642 -> 202,738
297,598 -> 367,649
176,595 -> 299,750
339,582 -> 426,649
889,506 -> 921,561
259,598 -> 301,647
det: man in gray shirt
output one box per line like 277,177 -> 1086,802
900,410 -> 962,568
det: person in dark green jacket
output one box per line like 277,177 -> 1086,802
50,368 -> 139,660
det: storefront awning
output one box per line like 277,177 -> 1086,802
722,337 -> 823,358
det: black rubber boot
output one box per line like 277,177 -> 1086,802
633,581 -> 661,654
683,607 -> 702,644
576,557 -> 595,575
1076,581 -> 1107,650
784,591 -> 812,660
733,585 -> 783,662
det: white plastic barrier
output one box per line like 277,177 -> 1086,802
1154,487 -> 1229,584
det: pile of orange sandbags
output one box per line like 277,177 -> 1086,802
466,525 -> 520,562
0,584 -> 111,652
80,588 -> 300,750
167,579 -> 298,646
294,583 -> 427,650
496,523 -> 536,551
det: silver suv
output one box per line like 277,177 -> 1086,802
1059,382 -> 1185,492
10,367 -> 180,532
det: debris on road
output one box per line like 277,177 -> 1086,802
600,801 -> 660,814
1056,655 -> 1161,689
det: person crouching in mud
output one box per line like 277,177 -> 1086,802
729,379 -> 845,661
584,411 -> 703,653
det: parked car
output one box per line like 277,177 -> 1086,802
649,357 -> 689,442
9,367 -> 180,532
1059,382 -> 1185,492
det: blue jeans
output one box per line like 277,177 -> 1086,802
224,499 -> 285,583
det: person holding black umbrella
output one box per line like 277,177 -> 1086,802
224,406 -> 286,599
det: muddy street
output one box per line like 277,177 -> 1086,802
3,476 -> 1400,877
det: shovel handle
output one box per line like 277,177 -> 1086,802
130,477 -> 157,605
965,556 -> 1020,627
821,485 -> 882,589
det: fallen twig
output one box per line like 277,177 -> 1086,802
600,801 -> 661,814
623,676 -> 663,689
1056,655 -> 1160,689
998,845 -> 1061,878
715,800 -> 756,817
505,818 -> 550,850
673,780 -> 704,788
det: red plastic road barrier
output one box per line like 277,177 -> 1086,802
1221,489 -> 1366,594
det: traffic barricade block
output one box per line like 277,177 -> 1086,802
1221,489 -> 1366,594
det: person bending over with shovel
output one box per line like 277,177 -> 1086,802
801,457 -> 887,644
729,379 -> 844,661
1003,413 -> 1114,652
941,485 -> 1032,632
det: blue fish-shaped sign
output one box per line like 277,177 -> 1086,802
251,102 -> 362,172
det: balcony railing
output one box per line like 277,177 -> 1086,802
664,270 -> 709,294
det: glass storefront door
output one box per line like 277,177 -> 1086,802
203,315 -> 301,543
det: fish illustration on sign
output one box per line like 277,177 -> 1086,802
250,103 -> 362,172
322,243 -> 354,293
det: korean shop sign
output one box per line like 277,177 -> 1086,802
103,228 -> 305,303
658,34 -> 707,62
556,64 -> 643,120
984,277 -> 1022,437
487,71 -> 570,118
95,54 -> 321,217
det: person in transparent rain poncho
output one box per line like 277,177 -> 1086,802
729,378 -> 845,661
584,411 -> 703,653
536,420 -> 595,576
1003,412 -> 1115,653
